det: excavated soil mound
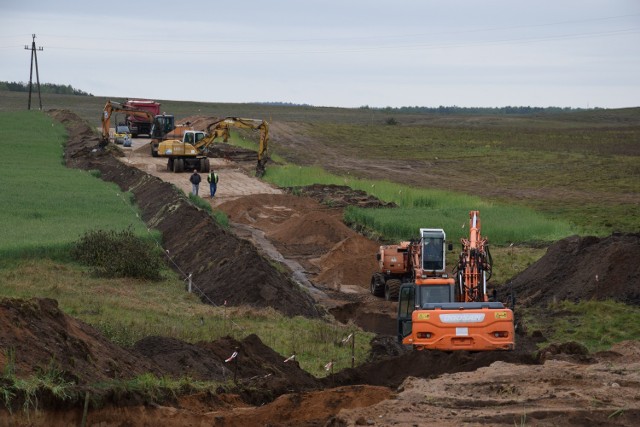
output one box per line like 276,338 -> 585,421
268,210 -> 356,257
311,235 -> 380,291
133,334 -> 320,402
324,347 -> 540,389
177,115 -> 219,130
0,298 -> 159,385
49,109 -> 318,318
197,334 -> 321,403
133,336 -> 232,381
218,193 -> 331,230
204,385 -> 392,427
504,233 -> 640,307
218,193 -> 380,290
285,184 -> 397,208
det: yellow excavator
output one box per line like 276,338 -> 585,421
157,117 -> 270,177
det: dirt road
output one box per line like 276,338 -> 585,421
119,138 -> 282,206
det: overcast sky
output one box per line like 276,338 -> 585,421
1,0 -> 639,108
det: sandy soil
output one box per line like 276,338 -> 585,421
1,110 -> 638,426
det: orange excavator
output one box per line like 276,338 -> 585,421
372,210 -> 515,351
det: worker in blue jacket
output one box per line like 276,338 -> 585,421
189,169 -> 201,196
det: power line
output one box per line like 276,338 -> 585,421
24,34 -> 44,110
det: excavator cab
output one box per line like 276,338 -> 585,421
151,115 -> 175,139
420,229 -> 447,272
397,284 -> 415,344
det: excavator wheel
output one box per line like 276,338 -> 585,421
385,279 -> 401,301
173,158 -> 184,173
200,158 -> 210,173
370,273 -> 385,297
167,159 -> 174,172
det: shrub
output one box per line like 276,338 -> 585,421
71,228 -> 164,280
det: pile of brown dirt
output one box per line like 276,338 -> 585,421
177,115 -> 219,130
50,109 -> 319,318
323,346 -> 540,389
311,235 -> 380,291
267,210 -> 356,257
218,193 -> 329,230
503,233 -> 640,307
133,336 -> 232,381
285,184 -> 397,208
218,192 -> 396,334
134,334 -> 321,404
0,298 -> 159,385
0,293 -> 537,396
197,334 -> 321,403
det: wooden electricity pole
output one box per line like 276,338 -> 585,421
24,34 -> 44,110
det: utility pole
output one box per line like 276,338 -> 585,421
24,34 -> 44,110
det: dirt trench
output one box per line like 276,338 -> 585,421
2,110 -> 639,426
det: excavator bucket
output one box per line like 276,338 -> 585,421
256,159 -> 267,178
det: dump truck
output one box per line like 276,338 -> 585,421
371,211 -> 515,351
123,99 -> 161,137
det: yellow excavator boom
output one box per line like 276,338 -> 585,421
202,117 -> 270,176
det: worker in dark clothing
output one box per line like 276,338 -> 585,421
190,169 -> 201,196
207,169 -> 219,198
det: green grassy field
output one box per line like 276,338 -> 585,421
0,111 -> 153,260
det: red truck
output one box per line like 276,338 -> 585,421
123,99 -> 161,137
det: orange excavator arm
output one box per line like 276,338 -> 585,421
456,210 -> 492,303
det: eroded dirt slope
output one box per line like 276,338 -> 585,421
502,233 -> 640,307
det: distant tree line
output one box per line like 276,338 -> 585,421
258,101 -> 313,107
0,81 -> 93,96
359,105 -> 592,115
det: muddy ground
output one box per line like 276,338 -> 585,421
1,110 -> 638,426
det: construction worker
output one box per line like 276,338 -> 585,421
190,169 -> 201,196
207,169 -> 219,198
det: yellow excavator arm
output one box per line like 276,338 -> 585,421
199,117 -> 270,177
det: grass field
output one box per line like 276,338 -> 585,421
0,111 -> 153,261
